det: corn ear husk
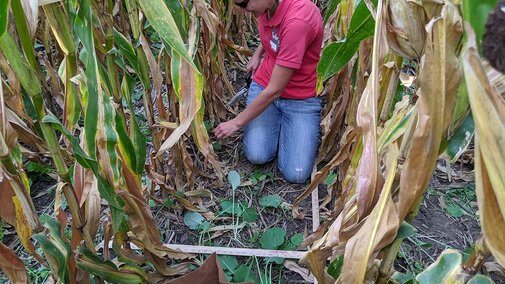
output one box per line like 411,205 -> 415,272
386,0 -> 428,59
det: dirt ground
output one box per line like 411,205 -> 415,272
1,132 -> 505,284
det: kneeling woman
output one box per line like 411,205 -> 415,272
215,0 -> 323,183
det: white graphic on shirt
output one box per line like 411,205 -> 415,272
270,28 -> 280,53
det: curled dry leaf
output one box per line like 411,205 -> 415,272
464,24 -> 505,268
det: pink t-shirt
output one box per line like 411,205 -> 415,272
253,0 -> 323,99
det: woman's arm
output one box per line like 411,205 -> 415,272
214,64 -> 294,139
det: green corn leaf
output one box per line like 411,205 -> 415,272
73,0 -> 100,158
0,0 -> 8,37
137,0 -> 199,72
114,111 -> 139,175
317,0 -> 377,82
124,0 -> 140,39
10,0 -> 37,69
164,0 -> 190,39
462,0 -> 498,50
43,3 -> 75,55
378,109 -> 413,154
451,77 -> 470,128
102,94 -> 122,187
121,74 -> 147,174
113,28 -> 140,74
444,114 -> 474,163
0,32 -> 41,97
0,22 -> 69,177
77,246 -> 148,284
134,44 -> 152,90
32,216 -> 73,283
45,3 -> 81,129
416,249 -> 463,284
42,113 -> 126,231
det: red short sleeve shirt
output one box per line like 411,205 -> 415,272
253,0 -> 323,99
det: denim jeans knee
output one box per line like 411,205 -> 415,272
244,147 -> 275,165
279,165 -> 312,184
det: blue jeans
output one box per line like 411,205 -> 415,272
244,81 -> 321,183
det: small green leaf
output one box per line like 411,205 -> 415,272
290,233 -> 304,247
183,212 -> 205,230
218,255 -> 238,273
175,191 -> 186,198
228,170 -> 241,191
446,203 -> 465,218
233,264 -> 255,282
323,172 -> 337,185
260,227 -> 286,250
148,199 -> 155,208
243,207 -> 258,222
280,241 -> 297,251
164,198 -> 175,208
203,120 -> 214,130
396,222 -> 417,239
25,161 -> 53,174
220,200 -> 243,216
259,195 -> 282,208
251,170 -> 266,180
249,177 -> 258,185
199,221 -> 211,232
212,142 -> 222,151
327,256 -> 344,279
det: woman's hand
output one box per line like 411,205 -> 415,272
246,54 -> 261,74
214,119 -> 242,139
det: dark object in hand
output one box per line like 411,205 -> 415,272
227,73 -> 252,107
482,0 -> 505,73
